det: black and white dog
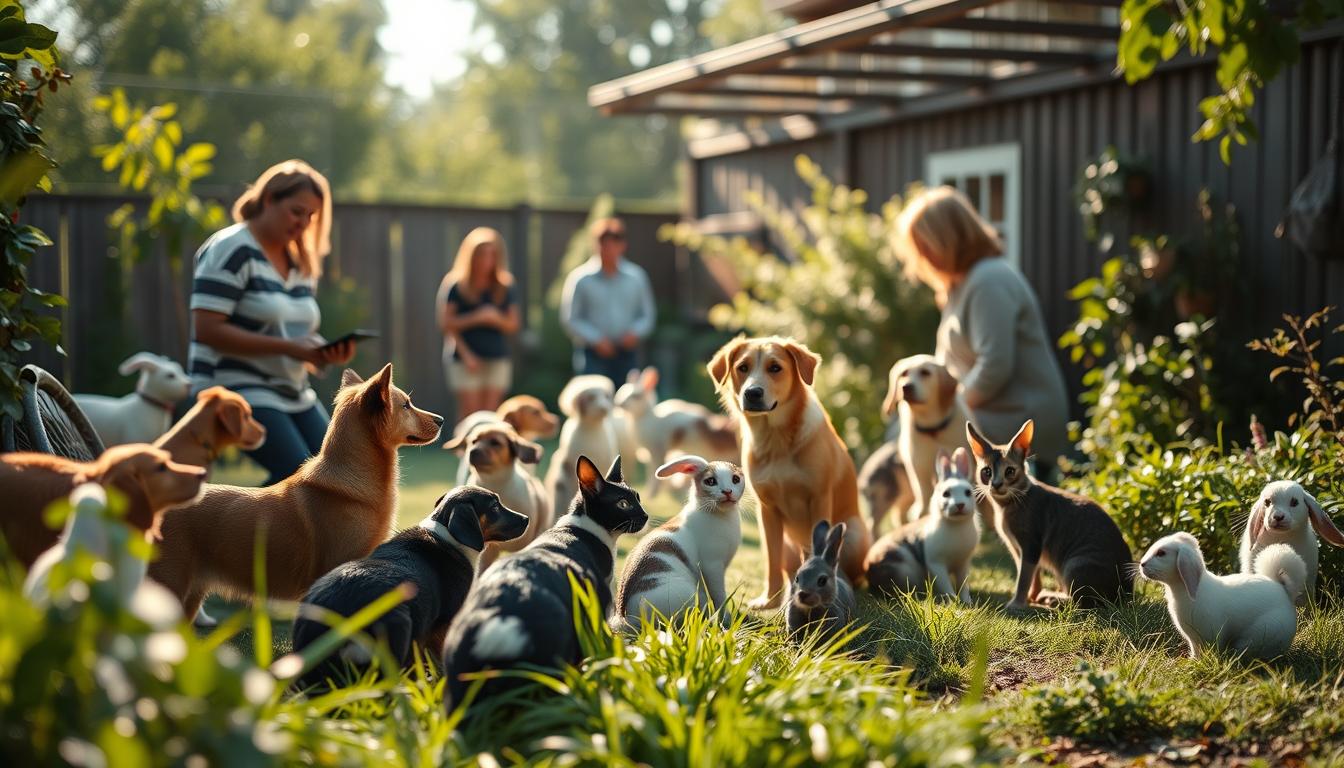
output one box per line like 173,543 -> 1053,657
290,486 -> 528,689
441,455 -> 647,710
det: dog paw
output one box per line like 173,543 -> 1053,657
747,594 -> 781,611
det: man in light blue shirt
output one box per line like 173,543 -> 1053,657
559,217 -> 656,385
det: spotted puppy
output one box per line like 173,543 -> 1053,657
442,456 -> 647,711
290,486 -> 528,689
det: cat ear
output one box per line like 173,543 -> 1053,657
576,455 -> 605,496
965,422 -> 991,461
1009,419 -> 1034,457
1175,546 -> 1201,599
1305,491 -> 1344,547
935,450 -> 952,481
606,455 -> 624,484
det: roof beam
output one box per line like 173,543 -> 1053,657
930,18 -> 1120,39
698,85 -> 897,103
775,65 -> 989,85
589,0 -> 1005,113
850,42 -> 1104,65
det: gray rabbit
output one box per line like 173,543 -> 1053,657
785,520 -> 856,641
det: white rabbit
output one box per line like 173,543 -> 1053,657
1140,532 -> 1304,660
1239,480 -> 1344,600
786,520 -> 856,641
545,375 -> 619,523
864,447 -> 980,602
615,455 -> 744,629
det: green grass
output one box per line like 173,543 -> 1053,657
200,448 -> 1344,765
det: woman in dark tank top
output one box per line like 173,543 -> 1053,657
435,227 -> 520,420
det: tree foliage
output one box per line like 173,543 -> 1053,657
1117,0 -> 1344,164
0,0 -> 66,419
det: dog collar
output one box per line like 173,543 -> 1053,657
137,391 -> 175,414
418,516 -> 456,547
913,413 -> 954,437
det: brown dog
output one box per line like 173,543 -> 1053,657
0,444 -> 208,567
708,336 -> 871,609
497,395 -> 561,440
154,386 -> 268,470
148,364 -> 443,617
442,421 -> 549,570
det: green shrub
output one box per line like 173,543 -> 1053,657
662,155 -> 939,452
1023,661 -> 1167,744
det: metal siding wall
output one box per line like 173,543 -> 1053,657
692,37 -> 1344,407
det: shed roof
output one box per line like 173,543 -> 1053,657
588,0 -> 1122,157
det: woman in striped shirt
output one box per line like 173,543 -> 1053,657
188,160 -> 356,485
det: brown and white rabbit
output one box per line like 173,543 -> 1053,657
865,447 -> 980,602
786,520 -> 856,641
615,455 -> 745,629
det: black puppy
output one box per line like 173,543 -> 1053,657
442,455 -> 647,711
291,486 -> 528,689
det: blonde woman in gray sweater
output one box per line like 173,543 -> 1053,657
893,186 -> 1069,473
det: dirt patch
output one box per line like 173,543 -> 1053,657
986,654 -> 1059,693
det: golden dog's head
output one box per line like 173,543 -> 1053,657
195,386 -> 268,451
497,395 -> 560,440
95,444 -> 208,537
707,336 -> 820,417
882,354 -> 958,419
442,422 -> 542,475
336,364 -> 444,448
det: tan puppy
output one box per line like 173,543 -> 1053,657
154,386 -> 268,470
497,395 -> 561,440
0,444 -> 208,568
149,364 -> 443,618
709,336 -> 871,609
442,422 -> 550,571
883,355 -> 973,524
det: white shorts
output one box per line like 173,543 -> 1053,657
447,357 -> 512,393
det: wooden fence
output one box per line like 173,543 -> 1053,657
17,195 -> 726,422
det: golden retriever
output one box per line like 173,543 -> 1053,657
148,364 -> 443,618
709,336 -> 871,609
0,444 -> 208,567
882,354 -> 973,524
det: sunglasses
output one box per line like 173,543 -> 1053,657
599,231 -> 626,242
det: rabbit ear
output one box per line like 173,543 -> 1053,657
952,447 -> 971,479
655,455 -> 707,478
1176,546 -> 1201,599
823,522 -> 846,567
1305,491 -> 1344,547
935,450 -> 952,481
1248,493 -> 1269,544
811,520 -> 830,555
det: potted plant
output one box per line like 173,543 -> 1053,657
1074,146 -> 1151,244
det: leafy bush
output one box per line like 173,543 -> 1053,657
0,0 -> 67,418
662,155 -> 939,452
1058,256 -> 1222,460
1024,661 -> 1167,744
1247,306 -> 1344,446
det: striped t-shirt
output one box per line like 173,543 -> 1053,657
188,222 -> 321,413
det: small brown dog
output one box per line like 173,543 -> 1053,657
708,336 -> 871,610
148,364 -> 443,617
0,444 -> 208,567
442,421 -> 549,570
496,395 -> 561,440
155,386 -> 268,469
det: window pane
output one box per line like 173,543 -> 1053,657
989,173 -> 1005,220
964,176 -> 982,210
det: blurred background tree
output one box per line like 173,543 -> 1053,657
33,0 -> 786,205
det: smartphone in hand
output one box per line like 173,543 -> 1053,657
318,329 -> 378,352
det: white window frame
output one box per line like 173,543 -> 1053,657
925,143 -> 1022,268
